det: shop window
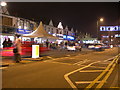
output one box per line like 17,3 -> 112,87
2,16 -> 12,26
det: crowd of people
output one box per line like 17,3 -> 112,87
2,38 -> 13,48
45,40 -> 82,51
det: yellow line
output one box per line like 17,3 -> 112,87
75,81 -> 101,84
64,61 -> 100,89
110,87 -> 120,88
86,55 -> 119,89
88,66 -> 106,69
96,58 -> 118,88
0,67 -> 8,69
79,70 -> 104,73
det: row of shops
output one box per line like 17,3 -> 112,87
0,23 -> 76,48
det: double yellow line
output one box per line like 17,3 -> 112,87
86,54 -> 120,89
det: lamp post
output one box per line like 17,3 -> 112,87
97,18 -> 104,43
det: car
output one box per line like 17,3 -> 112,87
88,44 -> 104,51
88,44 -> 95,49
67,44 -> 82,51
67,45 -> 76,51
101,44 -> 110,49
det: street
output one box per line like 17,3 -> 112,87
2,47 -> 120,89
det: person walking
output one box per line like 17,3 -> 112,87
7,38 -> 12,47
2,38 -> 7,48
46,39 -> 49,48
13,34 -> 22,63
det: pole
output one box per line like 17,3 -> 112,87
97,20 -> 98,43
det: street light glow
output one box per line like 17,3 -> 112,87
100,18 -> 104,22
0,1 -> 7,6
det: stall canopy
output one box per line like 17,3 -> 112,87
23,22 -> 59,39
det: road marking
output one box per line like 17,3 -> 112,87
75,81 -> 101,84
0,67 -> 8,69
73,61 -> 83,65
45,61 -> 73,65
110,87 -> 120,88
86,55 -> 119,88
100,62 -> 110,64
96,58 -> 118,88
66,55 -> 70,56
46,56 -> 53,59
88,66 -> 106,69
103,56 -> 115,62
79,70 -> 105,73
64,61 -> 100,89
69,58 -> 75,59
73,59 -> 88,65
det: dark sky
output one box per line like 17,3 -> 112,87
7,2 -> 119,37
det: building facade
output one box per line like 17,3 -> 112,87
0,14 -> 76,48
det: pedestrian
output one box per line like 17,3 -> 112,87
2,38 -> 7,48
46,39 -> 49,48
13,34 -> 22,63
7,38 -> 12,47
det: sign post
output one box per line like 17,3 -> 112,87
32,45 -> 39,58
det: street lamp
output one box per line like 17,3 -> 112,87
0,1 -> 7,6
0,1 -> 9,15
97,18 -> 104,42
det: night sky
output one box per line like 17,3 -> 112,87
7,2 -> 119,37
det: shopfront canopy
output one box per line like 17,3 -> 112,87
22,22 -> 59,39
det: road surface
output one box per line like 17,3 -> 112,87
2,47 -> 120,89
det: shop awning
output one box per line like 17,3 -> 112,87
22,22 -> 59,39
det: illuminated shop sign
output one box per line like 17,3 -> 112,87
102,36 -> 109,38
17,29 -> 32,34
115,34 -> 120,37
100,26 -> 120,31
63,35 -> 75,40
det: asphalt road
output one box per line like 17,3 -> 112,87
2,47 -> 120,89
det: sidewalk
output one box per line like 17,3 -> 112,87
0,56 -> 43,67
0,48 -> 93,67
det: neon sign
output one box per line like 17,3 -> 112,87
17,29 -> 32,34
100,26 -> 120,31
63,35 -> 75,40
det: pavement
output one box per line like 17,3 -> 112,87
0,48 -> 93,67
